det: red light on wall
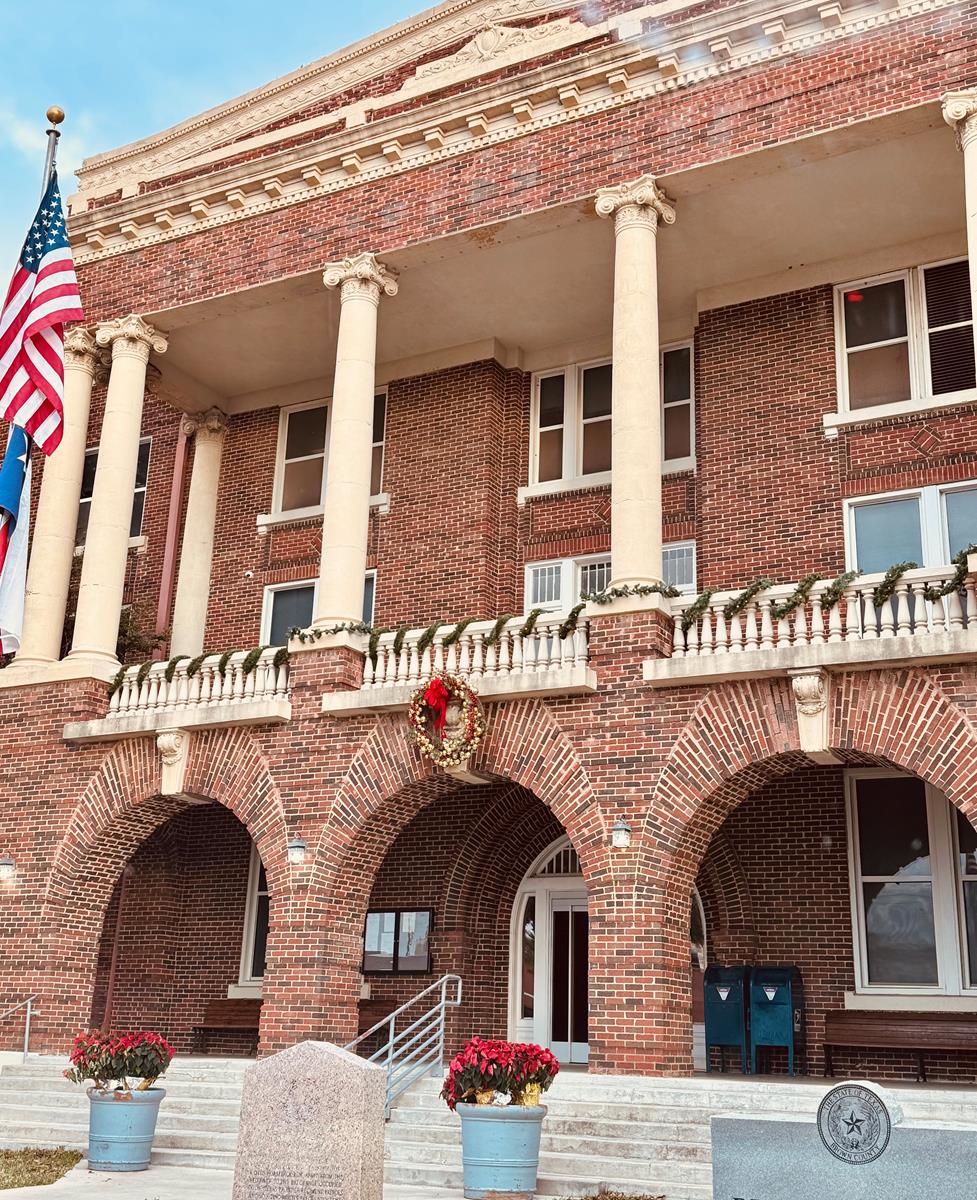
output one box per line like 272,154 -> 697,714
846,291 -> 864,303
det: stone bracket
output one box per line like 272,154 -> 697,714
788,668 -> 841,765
157,728 -> 190,795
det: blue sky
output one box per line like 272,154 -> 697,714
0,0 -> 424,273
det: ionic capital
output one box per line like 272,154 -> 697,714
181,407 -> 228,440
323,252 -> 399,306
64,327 -> 98,376
595,174 -> 676,234
943,90 -> 977,151
95,314 -> 169,363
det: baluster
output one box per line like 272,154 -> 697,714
672,614 -> 685,658
232,660 -> 246,701
197,663 -> 211,705
407,642 -> 421,684
931,588 -> 947,634
558,624 -> 572,669
497,629 -> 512,676
966,578 -> 977,629
728,610 -> 743,653
363,652 -> 376,686
713,606 -> 728,655
895,583 -> 912,636
470,634 -> 484,680
575,624 -> 589,664
686,615 -> 700,658
839,586 -> 859,641
520,630 -> 536,674
276,661 -> 289,698
810,597 -> 825,645
510,628 -> 524,674
147,671 -> 161,711
186,667 -> 201,706
743,604 -> 759,652
794,601 -> 809,647
758,597 -> 774,650
948,587 -> 965,632
699,605 -> 714,657
444,638 -> 457,674
433,637 -> 445,675
483,636 -> 498,678
420,642 -> 432,678
458,633 -> 472,677
879,592 -> 896,639
176,667 -> 190,708
244,663 -> 257,699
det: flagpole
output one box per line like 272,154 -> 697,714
41,106 -> 64,197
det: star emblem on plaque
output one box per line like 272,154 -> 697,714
817,1082 -> 894,1165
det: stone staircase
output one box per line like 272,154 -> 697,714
0,1054 -> 247,1170
383,1071 -> 977,1199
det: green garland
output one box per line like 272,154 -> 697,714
367,626 -> 392,664
272,646 -> 290,670
584,582 -> 681,606
107,667 -> 126,698
770,574 -> 820,621
485,613 -> 517,646
819,570 -> 859,612
241,645 -> 269,676
442,616 -> 478,647
680,589 -> 715,633
872,561 -> 919,609
185,654 -> 207,679
392,626 -> 410,658
163,654 -> 189,683
723,578 -> 777,621
519,608 -> 544,638
923,543 -> 977,602
217,649 -> 235,677
416,621 -> 444,656
135,660 -> 155,687
558,602 -> 587,641
288,620 -> 374,645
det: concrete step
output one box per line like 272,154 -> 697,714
0,1102 -> 240,1136
383,1161 -> 711,1198
389,1109 -> 710,1146
0,1076 -> 246,1101
386,1132 -> 710,1165
0,1120 -> 237,1155
0,1088 -> 242,1118
150,1146 -> 238,1171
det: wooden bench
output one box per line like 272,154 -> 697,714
192,999 -> 262,1055
823,1010 -> 977,1081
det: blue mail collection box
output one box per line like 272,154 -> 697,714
703,965 -> 749,1073
750,965 -> 804,1075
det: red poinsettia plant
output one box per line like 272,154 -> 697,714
64,1031 -> 174,1093
441,1036 -> 559,1109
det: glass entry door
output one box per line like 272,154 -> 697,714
550,900 -> 589,1064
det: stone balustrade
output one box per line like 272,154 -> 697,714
646,562 -> 977,686
322,613 -> 596,714
64,648 -> 291,741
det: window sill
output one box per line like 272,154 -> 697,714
74,535 -> 147,558
823,388 -> 977,437
227,982 -> 263,999
517,461 -> 695,506
257,494 -> 391,534
844,990 -> 977,1013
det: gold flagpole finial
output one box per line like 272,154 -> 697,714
46,106 -> 65,127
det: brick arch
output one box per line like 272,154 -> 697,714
647,670 -> 977,1073
695,829 -> 754,954
37,727 -> 290,1046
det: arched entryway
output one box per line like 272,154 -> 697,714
509,836 -> 590,1064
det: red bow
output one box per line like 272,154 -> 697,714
423,677 -> 450,734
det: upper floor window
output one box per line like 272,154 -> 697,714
529,346 -> 694,489
261,570 -> 377,646
274,393 -> 386,516
525,542 -> 697,612
76,438 -> 151,548
847,772 -> 977,995
836,259 -> 974,415
845,481 -> 977,573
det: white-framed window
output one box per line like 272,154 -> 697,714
272,392 -> 387,517
529,347 -> 695,489
261,571 -> 377,645
76,437 -> 151,547
238,845 -> 269,988
835,258 -> 974,416
524,542 -> 697,611
846,770 -> 977,996
844,480 -> 977,573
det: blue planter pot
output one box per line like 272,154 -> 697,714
457,1102 -> 546,1199
87,1087 -> 165,1172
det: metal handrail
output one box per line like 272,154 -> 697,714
0,996 -> 38,1063
345,974 -> 462,1118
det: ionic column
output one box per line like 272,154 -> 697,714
595,175 -> 676,588
169,408 -> 228,657
315,253 -> 398,627
943,91 -> 977,363
68,315 -> 167,667
13,329 -> 99,667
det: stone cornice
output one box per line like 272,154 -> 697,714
70,0 -> 961,268
943,90 -> 977,151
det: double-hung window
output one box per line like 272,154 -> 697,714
847,771 -> 977,996
529,347 -> 695,491
845,480 -> 977,573
836,258 -> 975,416
525,542 -> 697,612
261,570 -> 376,645
76,438 -> 151,547
274,393 -> 387,517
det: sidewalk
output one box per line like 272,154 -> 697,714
4,1164 -> 233,1199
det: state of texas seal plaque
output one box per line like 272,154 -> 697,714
817,1081 -> 892,1165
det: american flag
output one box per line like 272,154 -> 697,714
0,171 -> 83,456
0,427 -> 31,653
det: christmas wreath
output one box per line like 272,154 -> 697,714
408,673 -> 485,769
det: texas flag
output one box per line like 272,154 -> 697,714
0,426 -> 31,653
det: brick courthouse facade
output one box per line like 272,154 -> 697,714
3,0 -> 977,1085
